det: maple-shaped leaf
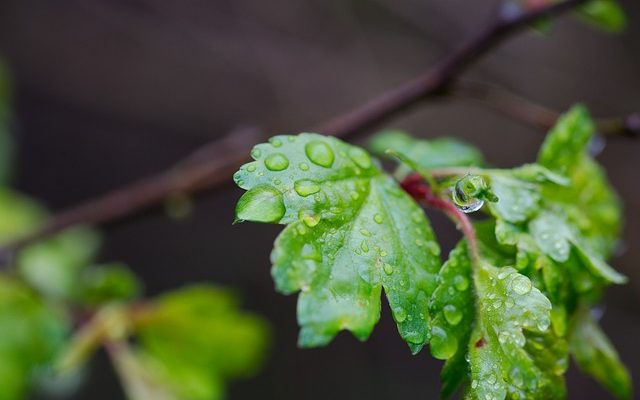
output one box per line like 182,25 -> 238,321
234,134 -> 441,352
569,306 -> 631,400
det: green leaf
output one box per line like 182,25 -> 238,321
110,342 -> 224,400
429,241 -> 474,398
18,226 -> 102,300
577,0 -> 627,33
77,262 -> 142,306
235,133 -> 441,352
467,262 -> 567,400
0,188 -> 46,246
132,284 -> 269,399
538,104 -> 622,258
368,130 -> 484,177
0,274 -> 71,400
569,306 -> 631,400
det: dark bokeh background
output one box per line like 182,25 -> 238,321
1,1 -> 639,399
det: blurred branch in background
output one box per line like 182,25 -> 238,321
450,79 -> 640,137
0,0 -> 637,264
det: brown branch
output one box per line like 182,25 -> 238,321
0,0 -> 605,261
450,80 -> 640,137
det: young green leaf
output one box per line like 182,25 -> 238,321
429,241 -> 474,398
0,274 -> 71,400
468,262 -> 567,400
234,133 -> 441,352
368,130 -> 483,178
577,0 -> 627,33
569,306 -> 631,400
134,285 -> 269,384
538,104 -> 622,258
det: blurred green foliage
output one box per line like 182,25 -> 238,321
0,59 -> 269,400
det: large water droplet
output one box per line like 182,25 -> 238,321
443,304 -> 462,326
294,180 -> 321,197
235,186 -> 285,223
264,153 -> 289,171
430,326 -> 458,360
511,275 -> 532,295
452,175 -> 486,213
305,140 -> 334,167
348,147 -> 372,169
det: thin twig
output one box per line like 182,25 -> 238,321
450,80 -> 640,137
0,0 -> 607,260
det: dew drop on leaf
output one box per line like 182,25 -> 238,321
383,263 -> 394,275
305,140 -> 335,167
373,214 -> 383,224
394,307 -> 407,322
454,275 -> 469,291
443,304 -> 462,326
298,162 -> 310,171
430,326 -> 458,360
251,148 -> 262,159
294,180 -> 321,197
348,147 -> 372,169
264,153 -> 289,171
235,186 -> 285,223
299,210 -> 321,227
511,275 -> 532,295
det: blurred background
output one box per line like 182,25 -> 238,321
0,0 -> 639,399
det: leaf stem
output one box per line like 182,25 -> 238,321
401,173 -> 479,261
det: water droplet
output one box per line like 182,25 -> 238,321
329,207 -> 343,214
454,275 -> 469,291
443,304 -> 462,326
383,263 -> 394,275
512,275 -> 532,295
348,147 -> 372,169
251,148 -> 262,159
299,210 -> 320,227
487,374 -> 497,385
536,317 -> 550,332
394,307 -> 407,322
305,140 -> 334,167
301,243 -> 321,261
452,175 -> 486,213
274,179 -> 281,185
296,225 -> 307,235
498,331 -> 510,344
497,270 -> 510,280
379,249 -> 388,257
298,162 -> 310,171
246,164 -> 257,172
471,380 -> 478,389
269,138 -> 283,147
415,239 -> 424,247
360,240 -> 369,253
430,326 -> 458,359
236,186 -> 285,223
373,214 -> 383,224
294,180 -> 321,197
350,191 -> 360,200
264,153 -> 289,171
